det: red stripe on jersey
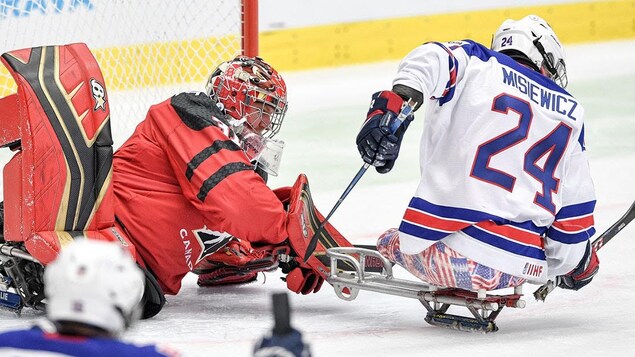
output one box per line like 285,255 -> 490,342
552,215 -> 594,232
439,45 -> 457,97
475,221 -> 543,248
403,208 -> 471,232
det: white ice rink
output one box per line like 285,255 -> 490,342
1,40 -> 634,356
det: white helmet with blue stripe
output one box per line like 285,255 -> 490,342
491,14 -> 568,88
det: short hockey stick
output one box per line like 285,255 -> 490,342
303,99 -> 417,262
533,200 -> 635,301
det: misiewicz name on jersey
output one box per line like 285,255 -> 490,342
501,67 -> 579,121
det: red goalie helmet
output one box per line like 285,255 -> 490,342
206,56 -> 288,138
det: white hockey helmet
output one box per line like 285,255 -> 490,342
491,14 -> 568,88
44,239 -> 145,336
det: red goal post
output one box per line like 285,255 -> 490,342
242,0 -> 259,57
0,0 -> 259,147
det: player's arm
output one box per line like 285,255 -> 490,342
356,42 -> 465,173
544,136 -> 598,290
394,41 -> 472,103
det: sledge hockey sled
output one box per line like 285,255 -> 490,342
326,247 -> 526,333
0,43 -> 133,314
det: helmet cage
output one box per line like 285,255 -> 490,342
242,85 -> 288,138
207,56 -> 288,138
533,38 -> 568,88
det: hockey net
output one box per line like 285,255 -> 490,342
0,0 -> 257,148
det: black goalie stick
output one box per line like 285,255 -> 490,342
533,199 -> 635,301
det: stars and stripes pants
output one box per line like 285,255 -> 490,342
377,228 -> 525,291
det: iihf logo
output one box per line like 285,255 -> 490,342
523,262 -> 543,278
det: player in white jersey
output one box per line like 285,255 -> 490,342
0,240 -> 181,357
356,15 -> 599,291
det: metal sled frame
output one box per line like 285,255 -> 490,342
0,244 -> 45,314
326,247 -> 526,333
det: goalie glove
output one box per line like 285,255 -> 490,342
272,176 -> 333,295
557,241 -> 599,291
356,90 -> 414,174
194,238 -> 279,287
280,260 -> 324,295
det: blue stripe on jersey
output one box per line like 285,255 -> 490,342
556,200 -> 596,219
428,42 -> 458,106
399,220 -> 449,241
578,124 -> 586,151
508,220 -> 548,235
546,226 -> 595,244
402,198 -> 549,259
0,327 -> 168,356
408,197 -> 493,223
458,40 -> 571,96
463,225 -> 546,260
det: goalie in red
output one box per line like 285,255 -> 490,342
0,48 -> 345,318
112,56 -> 332,316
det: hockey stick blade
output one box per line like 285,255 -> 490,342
534,199 -> 635,301
591,200 -> 635,251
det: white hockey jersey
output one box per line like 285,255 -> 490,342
394,40 -> 595,284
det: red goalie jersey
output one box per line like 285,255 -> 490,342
112,92 -> 287,295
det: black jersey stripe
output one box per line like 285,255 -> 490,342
185,140 -> 242,181
196,162 -> 253,202
171,92 -> 228,131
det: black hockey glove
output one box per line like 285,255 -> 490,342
557,242 -> 599,291
356,90 -> 414,174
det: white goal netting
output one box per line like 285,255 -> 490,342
0,0 -> 247,147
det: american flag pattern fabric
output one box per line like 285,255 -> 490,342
378,228 -> 525,290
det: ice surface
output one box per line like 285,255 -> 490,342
1,40 -> 634,356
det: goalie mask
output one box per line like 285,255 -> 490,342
491,14 -> 568,88
44,239 -> 145,337
206,55 -> 288,176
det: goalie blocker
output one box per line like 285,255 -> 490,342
277,174 -> 382,294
